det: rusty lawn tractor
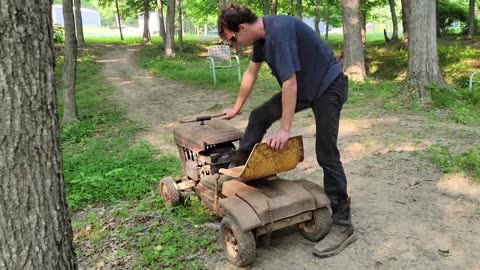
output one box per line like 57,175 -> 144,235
158,114 -> 332,267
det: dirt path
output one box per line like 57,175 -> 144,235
101,46 -> 480,270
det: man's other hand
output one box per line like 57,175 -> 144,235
266,129 -> 290,150
221,108 -> 239,120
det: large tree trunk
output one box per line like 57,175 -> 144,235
157,0 -> 166,44
407,0 -> 445,104
142,0 -> 151,43
176,0 -> 183,52
315,0 -> 322,34
468,0 -> 476,39
165,0 -> 175,57
74,0 -> 86,47
341,0 -> 366,81
297,0 -> 303,20
0,1 -> 76,269
388,0 -> 398,42
63,0 -> 79,123
326,0 -> 330,40
115,0 -> 124,40
272,0 -> 278,14
401,0 -> 409,48
263,0 -> 270,15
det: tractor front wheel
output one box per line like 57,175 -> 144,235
159,176 -> 181,206
220,215 -> 256,267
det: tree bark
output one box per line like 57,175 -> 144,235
341,0 -> 366,81
219,0 -> 226,10
468,0 -> 476,39
289,0 -> 294,15
407,0 -> 445,104
297,0 -> 303,20
0,1 -> 76,269
115,0 -> 124,40
359,0 -> 366,45
315,0 -> 322,34
63,0 -> 79,123
263,0 -> 270,15
326,0 -> 330,40
272,0 -> 278,14
176,0 -> 183,52
74,0 -> 86,47
401,0 -> 409,47
165,0 -> 175,57
142,0 -> 151,43
157,0 -> 166,44
388,0 -> 398,41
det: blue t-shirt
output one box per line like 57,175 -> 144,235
252,15 -> 342,104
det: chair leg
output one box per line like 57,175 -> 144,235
212,68 -> 217,85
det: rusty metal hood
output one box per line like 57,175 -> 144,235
173,120 -> 243,152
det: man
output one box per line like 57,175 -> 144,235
214,4 -> 356,257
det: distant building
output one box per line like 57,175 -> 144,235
138,12 -> 163,34
52,4 -> 101,27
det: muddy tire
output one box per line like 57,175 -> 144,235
159,176 -> 181,206
298,208 -> 332,242
220,215 -> 256,267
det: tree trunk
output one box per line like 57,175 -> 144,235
359,0 -> 366,45
326,0 -> 330,40
315,0 -> 322,34
165,0 -> 175,57
63,0 -> 79,123
177,0 -> 183,52
263,0 -> 270,15
74,0 -> 86,47
157,0 -> 166,44
436,0 -> 442,37
407,0 -> 445,104
272,0 -> 278,14
468,0 -> 475,39
219,0 -> 226,10
388,0 -> 398,42
142,0 -> 151,43
115,0 -> 124,40
401,0 -> 409,47
297,0 -> 303,20
341,0 -> 366,81
289,0 -> 294,15
0,1 -> 77,269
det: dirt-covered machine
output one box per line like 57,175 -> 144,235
159,115 -> 332,267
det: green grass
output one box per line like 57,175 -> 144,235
428,144 -> 480,182
56,49 -> 181,211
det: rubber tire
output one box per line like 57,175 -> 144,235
220,215 -> 256,267
159,176 -> 181,206
298,208 -> 332,242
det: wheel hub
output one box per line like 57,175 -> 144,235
224,228 -> 239,259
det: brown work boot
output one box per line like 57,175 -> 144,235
312,224 -> 357,258
200,174 -> 233,191
312,197 -> 357,258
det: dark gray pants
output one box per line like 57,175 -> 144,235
238,74 -> 350,222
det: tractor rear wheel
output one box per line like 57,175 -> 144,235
298,208 -> 332,242
220,215 -> 256,267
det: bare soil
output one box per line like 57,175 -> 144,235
87,46 -> 480,270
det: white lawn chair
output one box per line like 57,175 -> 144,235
208,45 -> 241,85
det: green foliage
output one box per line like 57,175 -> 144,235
73,196 -> 217,269
429,85 -> 480,124
428,144 -> 480,181
438,0 -> 478,34
53,25 -> 65,43
57,49 -> 181,210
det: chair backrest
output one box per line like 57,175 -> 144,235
208,45 -> 231,61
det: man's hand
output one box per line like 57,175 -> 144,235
221,108 -> 239,120
266,129 -> 290,150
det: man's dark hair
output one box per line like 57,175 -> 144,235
218,3 -> 258,38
